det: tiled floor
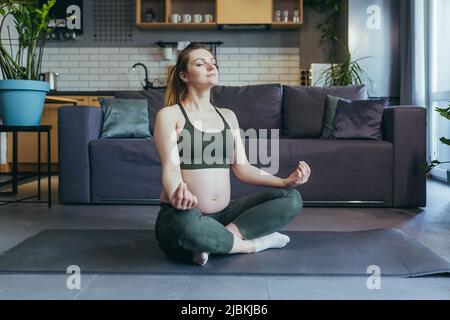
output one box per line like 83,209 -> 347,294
0,177 -> 449,300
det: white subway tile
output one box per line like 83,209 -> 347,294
280,74 -> 299,81
280,60 -> 299,67
259,74 -> 279,81
79,74 -> 99,81
219,61 -> 239,67
44,48 -> 59,54
216,54 -> 229,61
89,81 -> 109,87
59,48 -> 78,54
99,48 -> 119,54
120,48 -> 139,54
229,54 -> 249,61
249,67 -> 270,74
108,81 -> 129,87
239,61 -> 259,67
100,74 -> 119,81
239,48 -> 259,54
69,54 -> 89,61
109,55 -> 129,61
259,48 -> 280,54
270,55 -> 290,61
218,67 -> 229,74
79,48 -> 99,54
250,54 -> 269,61
219,74 -> 236,81
52,55 -> 69,61
71,68 -> 89,74
59,74 -> 79,81
289,55 -> 300,61
258,61 -> 279,67
239,74 -> 259,81
99,61 -> 118,67
63,61 -> 79,67
290,67 -> 300,74
218,48 -> 239,54
229,68 -> 249,74
41,61 -> 59,68
229,81 -> 250,86
54,68 -> 68,74
82,61 -> 99,67
270,67 -> 290,74
138,47 -> 158,54
89,54 -> 109,61
129,54 -> 151,61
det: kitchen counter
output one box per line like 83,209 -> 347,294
48,87 -> 166,96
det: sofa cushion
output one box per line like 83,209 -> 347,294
89,138 -> 161,202
211,84 -> 283,136
282,85 -> 368,138
99,98 -> 151,139
115,89 -> 166,136
330,99 -> 387,140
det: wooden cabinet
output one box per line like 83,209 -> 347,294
136,0 -> 302,29
5,96 -> 108,170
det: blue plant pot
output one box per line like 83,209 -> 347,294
0,80 -> 50,126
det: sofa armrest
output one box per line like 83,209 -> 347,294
382,106 -> 427,207
58,106 -> 102,203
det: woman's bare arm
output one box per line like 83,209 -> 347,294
154,107 -> 185,200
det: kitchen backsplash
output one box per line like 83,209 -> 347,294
41,47 -> 300,91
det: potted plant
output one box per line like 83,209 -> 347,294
0,0 -> 56,126
315,38 -> 372,87
427,105 -> 450,173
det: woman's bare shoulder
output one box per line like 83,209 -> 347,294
156,104 -> 180,119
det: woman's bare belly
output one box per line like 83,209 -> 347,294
160,168 -> 231,214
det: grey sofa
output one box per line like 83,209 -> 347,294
58,84 -> 426,207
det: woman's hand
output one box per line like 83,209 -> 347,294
170,182 -> 199,210
284,161 -> 311,188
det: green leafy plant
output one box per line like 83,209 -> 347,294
315,38 -> 372,87
427,105 -> 450,173
304,0 -> 342,61
0,0 -> 56,80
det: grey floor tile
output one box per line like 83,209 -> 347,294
76,275 -> 269,300
0,273 -> 96,300
267,276 -> 450,300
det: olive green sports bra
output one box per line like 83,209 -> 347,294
177,103 -> 235,170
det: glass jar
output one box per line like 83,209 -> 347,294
282,10 -> 289,23
274,10 -> 281,22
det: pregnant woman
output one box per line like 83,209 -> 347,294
154,43 -> 311,266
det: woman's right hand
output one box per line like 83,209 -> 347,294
170,182 -> 198,210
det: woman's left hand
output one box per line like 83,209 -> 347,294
284,161 -> 311,187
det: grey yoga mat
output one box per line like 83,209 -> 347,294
0,228 -> 449,277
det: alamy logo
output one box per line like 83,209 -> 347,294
367,5 -> 381,30
366,265 -> 381,290
66,265 -> 81,290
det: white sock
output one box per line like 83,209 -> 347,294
192,252 -> 209,266
251,232 -> 290,253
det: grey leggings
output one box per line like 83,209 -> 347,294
155,187 -> 303,262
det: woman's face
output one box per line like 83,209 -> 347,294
182,48 -> 219,88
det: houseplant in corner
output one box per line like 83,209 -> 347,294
0,0 -> 56,125
427,105 -> 450,174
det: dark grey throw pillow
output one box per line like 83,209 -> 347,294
99,98 -> 151,139
330,99 -> 387,140
321,95 -> 341,139
115,89 -> 165,136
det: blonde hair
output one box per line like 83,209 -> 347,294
164,43 -> 218,106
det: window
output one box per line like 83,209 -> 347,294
429,0 -> 450,181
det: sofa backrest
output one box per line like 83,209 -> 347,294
281,85 -> 368,138
211,84 -> 283,136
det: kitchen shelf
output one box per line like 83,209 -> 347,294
136,0 -> 302,29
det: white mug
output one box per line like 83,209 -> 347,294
193,14 -> 202,23
162,47 -> 173,60
170,14 -> 181,23
203,14 -> 213,23
182,14 -> 192,23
